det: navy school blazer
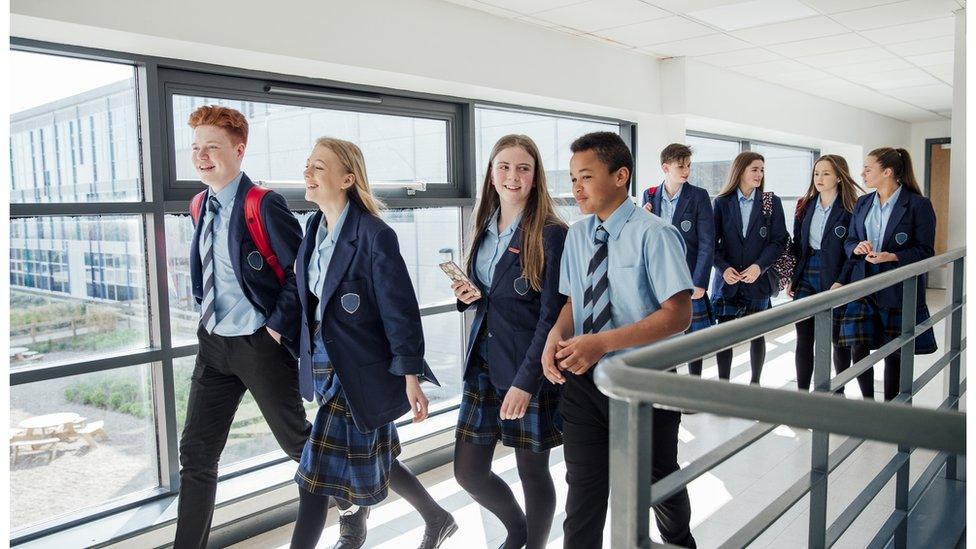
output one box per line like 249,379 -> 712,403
789,196 -> 855,292
295,202 -> 439,433
843,189 -> 936,309
643,183 -> 715,289
457,221 -> 568,395
711,192 -> 789,300
190,173 -> 303,355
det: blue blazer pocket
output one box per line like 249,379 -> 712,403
333,278 -> 373,321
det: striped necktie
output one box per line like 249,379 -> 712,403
199,196 -> 221,333
582,225 -> 611,334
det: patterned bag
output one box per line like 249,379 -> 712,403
762,191 -> 796,294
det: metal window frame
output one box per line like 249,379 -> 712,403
9,36 -> 636,543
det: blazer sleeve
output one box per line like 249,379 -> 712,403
712,198 -> 732,273
756,196 -> 788,271
893,197 -> 936,266
262,192 -> 303,344
511,225 -> 568,394
791,208 -> 803,261
370,226 -> 438,384
641,188 -> 652,207
692,189 -> 715,289
844,202 -> 862,258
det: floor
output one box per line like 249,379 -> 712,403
231,291 -> 964,548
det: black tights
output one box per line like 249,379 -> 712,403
852,345 -> 903,401
716,336 -> 765,384
793,317 -> 864,395
290,459 -> 447,549
454,440 -> 555,549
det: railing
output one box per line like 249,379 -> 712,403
595,248 -> 966,549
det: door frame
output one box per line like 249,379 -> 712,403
924,137 -> 951,196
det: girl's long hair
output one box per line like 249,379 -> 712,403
717,151 -> 765,197
868,147 -> 923,194
314,137 -> 385,216
796,154 -> 864,217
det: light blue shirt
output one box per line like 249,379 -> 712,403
202,172 -> 267,337
737,188 -> 756,238
659,184 -> 683,224
809,194 -> 836,251
475,209 -> 522,289
308,202 -> 351,364
558,199 -> 694,357
865,186 -> 903,251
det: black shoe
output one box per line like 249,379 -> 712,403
333,506 -> 369,549
418,513 -> 458,549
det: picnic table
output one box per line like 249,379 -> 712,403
18,412 -> 85,440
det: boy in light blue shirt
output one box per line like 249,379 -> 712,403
542,132 -> 697,548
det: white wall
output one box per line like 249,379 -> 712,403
910,120 -> 952,183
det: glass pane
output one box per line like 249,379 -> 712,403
420,312 -> 464,411
10,51 -> 142,203
10,216 -> 149,368
380,207 -> 461,307
10,365 -> 159,531
687,134 -> 741,196
172,356 -> 317,472
752,143 -> 814,200
171,95 -> 449,189
475,108 -> 621,198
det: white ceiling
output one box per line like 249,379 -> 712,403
442,0 -> 963,122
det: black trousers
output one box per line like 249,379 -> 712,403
174,327 -> 311,549
561,374 -> 696,549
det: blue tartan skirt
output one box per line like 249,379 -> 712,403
711,292 -> 771,323
295,360 -> 401,505
688,296 -> 715,333
793,251 -> 843,342
837,297 -> 938,354
456,358 -> 563,453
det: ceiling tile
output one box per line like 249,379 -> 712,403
730,15 -> 849,45
860,17 -> 955,44
766,32 -> 875,57
798,0 -> 901,14
642,0 -> 746,12
477,0 -> 586,15
827,57 -> 913,77
695,47 -> 785,67
760,67 -> 834,85
830,0 -> 959,31
883,83 -> 953,110
844,67 -> 942,89
905,50 -> 955,66
685,0 -> 817,31
533,0 -> 670,32
442,0 -> 527,17
923,63 -> 955,83
732,59 -> 810,77
796,46 -> 897,68
642,33 -> 752,57
595,16 -> 716,47
886,35 -> 956,56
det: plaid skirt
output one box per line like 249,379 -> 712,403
837,297 -> 938,354
712,293 -> 771,323
688,296 -> 715,333
295,361 -> 401,505
793,251 -> 842,341
456,358 -> 563,453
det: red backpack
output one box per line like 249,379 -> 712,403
190,186 -> 286,285
644,185 -> 658,213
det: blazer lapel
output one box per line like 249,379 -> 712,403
296,212 -> 319,326
744,193 -> 763,239
670,186 -> 690,227
189,189 -> 206,293
799,200 -> 815,248
489,222 -> 523,296
823,199 -> 844,241
652,183 -> 664,215
726,196 -> 744,241
227,174 -> 252,293
317,204 -> 362,319
881,189 -> 910,250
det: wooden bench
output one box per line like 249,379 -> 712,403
10,437 -> 61,463
76,420 -> 108,448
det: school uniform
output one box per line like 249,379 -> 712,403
294,201 -> 439,505
790,195 -> 860,393
558,198 -> 696,549
838,187 -> 937,400
455,211 -> 567,453
644,182 -> 716,334
176,172 -> 310,549
711,189 -> 789,318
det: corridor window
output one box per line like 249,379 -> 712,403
686,134 -> 741,195
752,142 -> 816,223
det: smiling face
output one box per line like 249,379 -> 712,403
490,146 -> 535,209
191,125 -> 245,188
570,149 -> 629,220
738,159 -> 764,194
813,159 -> 840,194
303,144 -> 353,208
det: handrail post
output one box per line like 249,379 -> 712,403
609,397 -> 652,548
808,310 -> 832,548
893,275 -> 919,549
945,257 -> 964,480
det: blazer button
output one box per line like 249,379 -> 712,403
488,332 -> 493,338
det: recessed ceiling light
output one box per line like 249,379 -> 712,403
686,0 -> 817,31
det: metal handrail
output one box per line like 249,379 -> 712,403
595,248 -> 966,549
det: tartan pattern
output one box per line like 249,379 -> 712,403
838,297 -> 938,355
455,358 -> 563,453
792,252 -> 842,341
688,296 -> 715,333
711,294 -> 771,322
296,361 -> 401,505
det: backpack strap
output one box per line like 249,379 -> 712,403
244,186 -> 287,286
189,190 -> 208,228
645,185 -> 658,212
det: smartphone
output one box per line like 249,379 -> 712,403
439,260 -> 481,297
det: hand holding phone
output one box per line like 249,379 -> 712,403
440,261 -> 482,303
